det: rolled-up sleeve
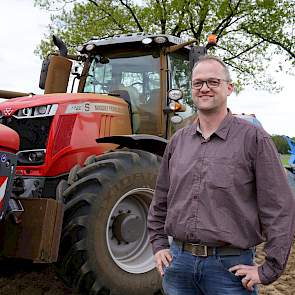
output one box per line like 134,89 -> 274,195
255,131 -> 295,284
147,139 -> 173,254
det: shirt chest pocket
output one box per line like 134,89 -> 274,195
206,160 -> 234,188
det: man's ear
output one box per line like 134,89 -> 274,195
227,82 -> 234,96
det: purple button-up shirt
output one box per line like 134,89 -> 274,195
147,111 -> 295,284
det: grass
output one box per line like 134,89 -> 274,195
281,154 -> 290,166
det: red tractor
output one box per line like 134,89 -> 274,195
0,33 -> 216,295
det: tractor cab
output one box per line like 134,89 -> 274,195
42,33 -> 211,138
78,34 -> 194,137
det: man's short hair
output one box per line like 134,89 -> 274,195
192,55 -> 232,81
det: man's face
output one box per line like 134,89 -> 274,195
192,60 -> 233,112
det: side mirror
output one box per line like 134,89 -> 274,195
39,57 -> 50,90
44,55 -> 72,94
189,35 -> 217,71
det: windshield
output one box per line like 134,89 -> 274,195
84,54 -> 162,134
84,54 -> 160,97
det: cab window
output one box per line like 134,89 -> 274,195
168,53 -> 195,136
84,54 -> 162,135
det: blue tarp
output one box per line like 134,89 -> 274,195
283,136 -> 295,165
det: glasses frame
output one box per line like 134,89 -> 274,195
192,78 -> 230,90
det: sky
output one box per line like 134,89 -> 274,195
0,0 -> 294,137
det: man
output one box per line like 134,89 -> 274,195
147,55 -> 295,295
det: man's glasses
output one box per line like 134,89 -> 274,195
192,78 -> 229,90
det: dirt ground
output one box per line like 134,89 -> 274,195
0,243 -> 294,295
0,259 -> 79,295
256,241 -> 295,295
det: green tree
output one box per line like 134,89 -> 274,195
34,0 -> 294,91
271,134 -> 290,154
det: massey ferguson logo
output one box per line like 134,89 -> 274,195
3,107 -> 13,116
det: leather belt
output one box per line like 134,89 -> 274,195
174,240 -> 243,257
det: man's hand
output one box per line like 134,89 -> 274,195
154,249 -> 172,276
229,264 -> 261,291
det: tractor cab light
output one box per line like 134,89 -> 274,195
171,115 -> 183,124
86,44 -> 96,51
169,101 -> 182,111
168,89 -> 183,101
207,34 -> 217,46
142,37 -> 153,45
154,36 -> 168,44
77,45 -> 84,52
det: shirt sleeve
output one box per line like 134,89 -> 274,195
254,131 -> 295,284
147,137 -> 174,254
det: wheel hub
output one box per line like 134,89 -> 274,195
106,187 -> 155,274
112,212 -> 144,243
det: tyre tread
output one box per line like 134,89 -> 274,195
58,149 -> 162,294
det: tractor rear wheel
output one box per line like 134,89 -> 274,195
56,149 -> 162,295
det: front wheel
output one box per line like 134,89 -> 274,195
56,149 -> 162,295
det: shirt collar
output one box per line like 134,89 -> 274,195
189,109 -> 233,140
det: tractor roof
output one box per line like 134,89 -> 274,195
83,32 -> 191,49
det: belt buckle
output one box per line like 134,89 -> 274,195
191,244 -> 208,257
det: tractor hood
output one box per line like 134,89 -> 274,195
0,93 -> 128,116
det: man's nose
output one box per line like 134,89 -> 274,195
199,82 -> 210,91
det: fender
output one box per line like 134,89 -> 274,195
96,135 -> 168,157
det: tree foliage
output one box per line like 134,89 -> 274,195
271,134 -> 293,154
34,0 -> 294,91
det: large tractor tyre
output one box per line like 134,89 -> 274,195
56,149 -> 163,295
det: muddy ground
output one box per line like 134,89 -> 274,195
256,242 -> 295,295
0,259 -> 79,295
0,243 -> 294,295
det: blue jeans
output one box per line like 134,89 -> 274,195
162,241 -> 258,295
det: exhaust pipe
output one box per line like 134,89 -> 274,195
53,35 -> 68,57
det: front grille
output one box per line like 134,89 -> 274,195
52,115 -> 77,155
0,116 -> 53,151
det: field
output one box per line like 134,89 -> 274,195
257,242 -> 295,295
281,154 -> 290,166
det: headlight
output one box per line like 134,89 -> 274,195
168,89 -> 183,101
28,151 -> 45,162
35,105 -> 48,115
14,104 -> 58,118
22,107 -> 33,116
17,149 -> 46,165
